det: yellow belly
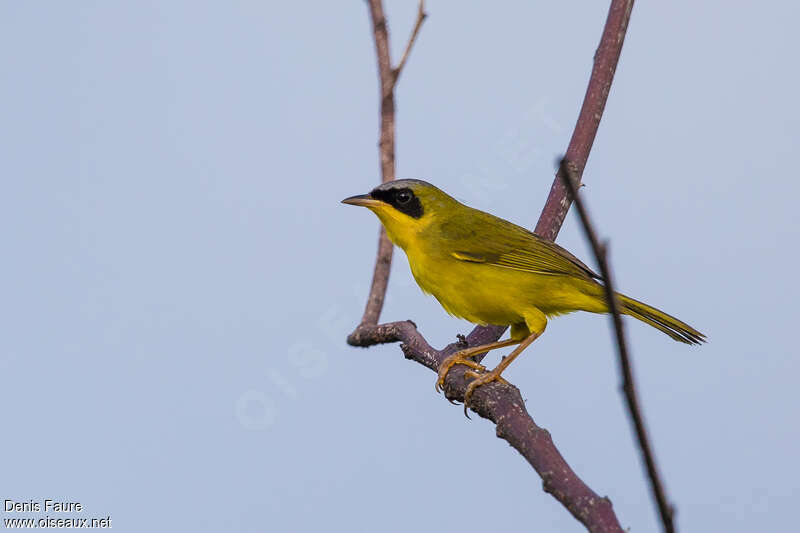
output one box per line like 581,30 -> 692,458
404,246 -> 603,326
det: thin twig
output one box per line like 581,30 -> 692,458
558,158 -> 676,533
348,1 -> 637,531
353,0 -> 428,330
392,1 -> 427,84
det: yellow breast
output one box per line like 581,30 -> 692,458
403,244 -> 527,327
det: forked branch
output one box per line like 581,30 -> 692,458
354,0 -> 427,329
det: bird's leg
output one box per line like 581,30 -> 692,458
462,331 -> 542,416
435,338 -> 521,393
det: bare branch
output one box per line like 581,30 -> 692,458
348,1 -> 638,531
353,1 -> 427,329
355,229 -> 394,328
535,0 -> 635,241
558,158 -> 676,533
392,1 -> 427,85
348,320 -> 623,532
353,0 -> 401,329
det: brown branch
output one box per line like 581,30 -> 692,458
351,0 -> 427,330
348,1 -> 636,532
535,0 -> 635,241
558,159 -> 676,533
357,229 -> 394,327
350,320 -> 623,532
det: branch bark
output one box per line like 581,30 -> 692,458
354,0 -> 427,328
348,2 -> 637,532
558,159 -> 676,533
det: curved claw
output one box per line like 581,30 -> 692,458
435,352 -> 485,394
462,370 -> 480,416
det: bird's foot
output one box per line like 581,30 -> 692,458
462,367 -> 510,417
435,352 -> 486,393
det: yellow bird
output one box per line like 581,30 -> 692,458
343,179 -> 704,409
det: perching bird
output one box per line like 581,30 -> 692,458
343,179 -> 704,411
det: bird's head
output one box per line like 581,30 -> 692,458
342,179 -> 455,249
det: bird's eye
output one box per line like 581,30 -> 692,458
396,191 -> 412,204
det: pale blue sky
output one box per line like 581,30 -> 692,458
2,1 -> 798,531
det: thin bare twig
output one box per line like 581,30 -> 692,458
348,1 -> 637,532
392,1 -> 427,84
558,158 -> 676,533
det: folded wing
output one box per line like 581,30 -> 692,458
439,208 -> 601,281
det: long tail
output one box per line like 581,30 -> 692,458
616,293 -> 705,345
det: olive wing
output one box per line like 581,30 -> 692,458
438,208 -> 601,281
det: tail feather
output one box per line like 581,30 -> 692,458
617,293 -> 706,345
